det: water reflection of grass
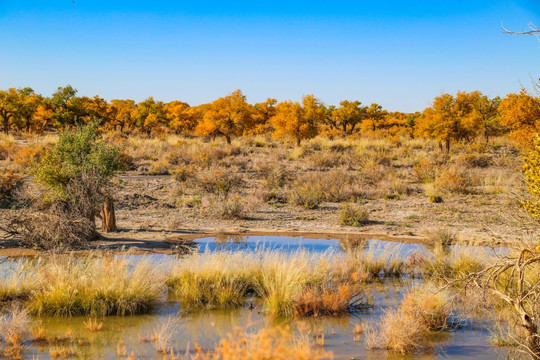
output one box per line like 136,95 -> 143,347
0,241 -> 509,359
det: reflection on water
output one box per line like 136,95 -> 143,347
196,235 -> 343,252
27,289 -> 502,360
9,235 -> 507,359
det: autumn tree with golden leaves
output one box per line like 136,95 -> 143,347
331,100 -> 367,134
164,100 -> 198,135
271,95 -> 323,146
194,90 -> 253,144
499,90 -> 540,148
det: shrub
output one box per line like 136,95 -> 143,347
29,256 -> 165,316
308,150 -> 347,169
259,163 -> 289,189
13,145 -> 44,169
413,158 -> 437,183
217,195 -> 245,219
166,251 -> 258,310
194,167 -> 243,196
434,166 -> 473,194
0,142 -> 17,161
289,171 -> 362,209
456,153 -> 491,168
0,307 -> 30,359
148,159 -> 171,175
423,227 -> 456,247
424,183 -> 443,203
339,202 -> 369,227
365,287 -> 451,354
288,183 -> 324,209
359,158 -> 386,184
32,122 -> 122,204
171,164 -> 196,183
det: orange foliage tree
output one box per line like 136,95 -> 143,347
133,97 -> 166,135
330,100 -> 367,134
362,103 -> 387,133
109,99 -> 137,133
0,88 -> 20,135
270,95 -> 323,145
164,100 -> 198,135
14,88 -> 42,133
499,90 -> 540,148
252,98 -> 277,135
416,91 -> 488,151
194,90 -> 253,144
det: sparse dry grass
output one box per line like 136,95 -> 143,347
0,133 -> 521,244
0,307 -> 30,359
190,326 -> 330,360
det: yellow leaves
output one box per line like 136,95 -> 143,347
415,91 -> 493,150
270,97 -> 320,145
164,100 -> 196,134
499,90 -> 540,148
521,135 -> 540,248
194,90 -> 253,143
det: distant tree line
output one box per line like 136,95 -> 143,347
1,85 -> 539,148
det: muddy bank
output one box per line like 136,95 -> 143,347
0,226 -> 510,256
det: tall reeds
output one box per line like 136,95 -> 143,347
0,255 -> 165,316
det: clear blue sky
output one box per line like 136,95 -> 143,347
0,1 -> 539,112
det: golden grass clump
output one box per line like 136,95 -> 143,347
28,256 -> 165,316
365,286 -> 451,354
421,246 -> 489,281
167,251 -> 259,310
168,249 -> 368,317
348,243 -> 407,278
294,284 -> 364,317
150,316 -> 179,354
0,260 -> 37,302
255,250 -> 366,317
191,326 -> 330,360
83,318 -> 103,332
0,307 -> 31,360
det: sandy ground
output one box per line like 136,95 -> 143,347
0,171 -> 533,256
107,173 -> 529,249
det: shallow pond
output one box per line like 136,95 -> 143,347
21,236 -> 505,359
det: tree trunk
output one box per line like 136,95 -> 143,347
101,196 -> 117,233
2,116 -> 9,135
296,137 -> 301,146
225,134 -> 232,144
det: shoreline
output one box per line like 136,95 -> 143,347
0,227 -> 512,256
